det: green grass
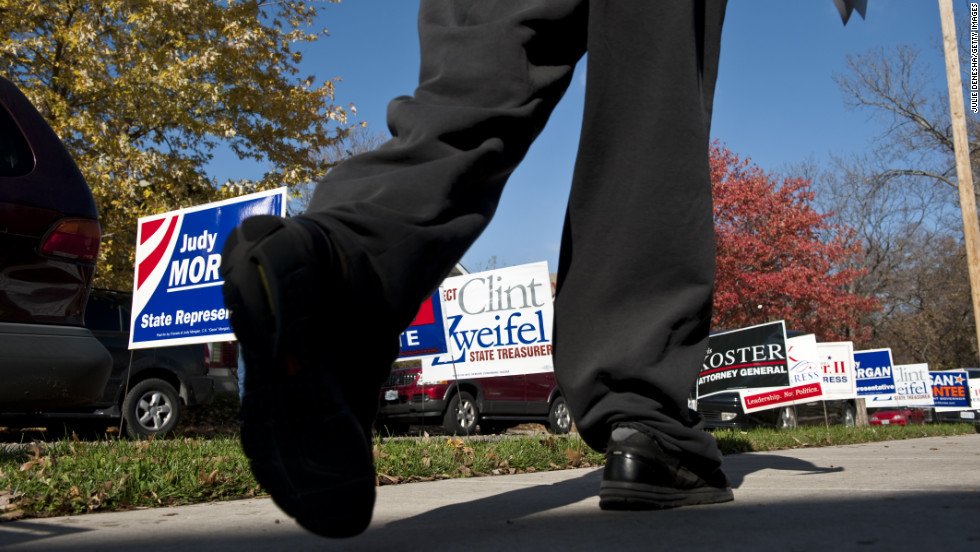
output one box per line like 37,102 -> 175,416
374,433 -> 603,484
0,422 -> 975,521
0,436 -> 257,520
710,422 -> 977,454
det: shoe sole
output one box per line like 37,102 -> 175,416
222,216 -> 376,538
599,480 -> 734,510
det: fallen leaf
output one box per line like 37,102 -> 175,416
377,473 -> 402,485
0,510 -> 24,522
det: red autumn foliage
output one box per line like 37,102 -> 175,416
710,143 -> 877,343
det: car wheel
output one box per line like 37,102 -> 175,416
548,396 -> 572,434
443,391 -> 478,435
841,405 -> 856,428
776,406 -> 798,430
123,378 -> 182,438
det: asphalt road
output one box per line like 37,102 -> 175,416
1,434 -> 977,551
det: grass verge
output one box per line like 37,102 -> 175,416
710,422 -> 977,454
0,423 -> 975,521
0,437 -> 256,521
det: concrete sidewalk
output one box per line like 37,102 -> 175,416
1,434 -> 977,551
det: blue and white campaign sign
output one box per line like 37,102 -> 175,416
398,291 -> 449,359
930,370 -> 972,410
422,262 -> 554,383
867,363 -> 934,408
853,348 -> 896,397
128,188 -> 287,349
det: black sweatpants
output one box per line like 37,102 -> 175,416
304,0 -> 727,467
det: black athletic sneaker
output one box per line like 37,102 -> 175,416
599,428 -> 734,510
221,215 -> 394,538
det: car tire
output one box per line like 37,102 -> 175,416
776,406 -> 798,430
547,396 -> 572,434
443,391 -> 478,435
841,405 -> 856,428
122,378 -> 182,438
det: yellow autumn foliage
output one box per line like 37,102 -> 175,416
1,0 -> 351,289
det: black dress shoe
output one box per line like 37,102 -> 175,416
599,428 -> 734,510
222,215 -> 396,538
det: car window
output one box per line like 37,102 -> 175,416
0,102 -> 34,177
85,296 -> 122,332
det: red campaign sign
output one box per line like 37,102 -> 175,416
398,293 -> 448,359
410,296 -> 435,326
743,383 -> 823,410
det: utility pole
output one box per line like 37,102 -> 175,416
939,0 -> 980,363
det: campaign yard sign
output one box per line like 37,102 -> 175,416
129,188 -> 287,349
422,262 -> 554,383
697,321 -> 790,400
866,363 -> 933,408
930,370 -> 972,410
739,333 -> 824,413
853,348 -> 896,398
783,333 -> 825,405
398,291 -> 449,359
815,341 -> 858,401
972,376 -> 980,409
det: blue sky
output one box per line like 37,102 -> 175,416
211,1 -> 962,273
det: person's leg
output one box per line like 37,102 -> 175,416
553,0 -> 729,506
223,0 -> 588,538
304,0 -> 588,332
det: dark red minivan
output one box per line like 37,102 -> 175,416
377,365 -> 571,436
0,76 -> 112,410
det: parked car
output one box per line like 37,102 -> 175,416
697,391 -> 857,430
376,366 -> 571,435
0,76 -> 112,411
868,407 -> 925,426
934,368 -> 980,424
1,290 -> 235,437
